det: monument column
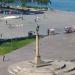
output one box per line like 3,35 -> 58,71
34,25 -> 41,65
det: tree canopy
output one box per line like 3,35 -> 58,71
36,0 -> 49,4
0,0 -> 49,4
0,0 -> 15,3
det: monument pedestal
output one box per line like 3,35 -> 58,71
8,59 -> 75,75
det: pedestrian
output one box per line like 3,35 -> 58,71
21,15 -> 23,20
5,20 -> 7,24
34,16 -> 40,22
47,29 -> 50,35
22,16 -> 23,20
34,18 -> 37,22
3,55 -> 5,61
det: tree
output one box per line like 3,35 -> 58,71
35,0 -> 48,4
33,0 -> 48,7
0,0 -> 15,3
0,0 -> 3,2
0,0 -> 15,7
20,0 -> 28,7
4,0 -> 15,3
49,0 -> 51,5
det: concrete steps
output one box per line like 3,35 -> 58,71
8,65 -> 22,75
8,60 -> 75,75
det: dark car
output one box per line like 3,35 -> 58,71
28,31 -> 35,38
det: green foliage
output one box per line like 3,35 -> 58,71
20,0 -> 29,2
0,0 -> 3,2
0,38 -> 35,55
20,0 -> 29,4
33,0 -> 48,4
0,0 -> 49,8
20,0 -> 29,7
21,3 -> 26,7
0,0 -> 15,3
0,0 -> 49,4
6,0 -> 15,3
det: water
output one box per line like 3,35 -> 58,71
50,0 -> 75,12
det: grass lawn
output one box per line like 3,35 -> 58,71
0,38 -> 35,55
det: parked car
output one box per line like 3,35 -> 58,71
28,31 -> 35,38
64,26 -> 72,33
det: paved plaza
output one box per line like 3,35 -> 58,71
0,10 -> 75,75
0,10 -> 75,39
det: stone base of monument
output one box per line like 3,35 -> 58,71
8,59 -> 75,75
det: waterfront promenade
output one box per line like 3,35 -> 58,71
0,10 -> 75,75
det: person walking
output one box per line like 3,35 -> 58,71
5,20 -> 8,24
47,29 -> 50,35
3,55 -> 5,61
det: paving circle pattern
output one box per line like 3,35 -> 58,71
8,60 -> 75,75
